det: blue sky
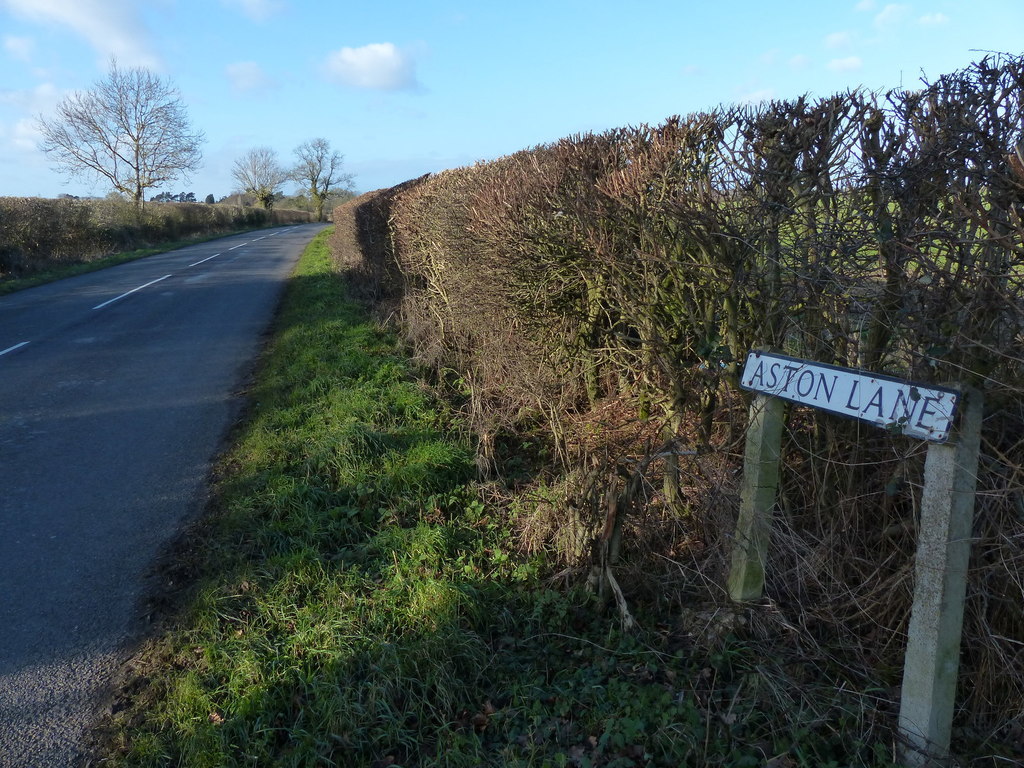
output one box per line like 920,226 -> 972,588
1,0 -> 1022,199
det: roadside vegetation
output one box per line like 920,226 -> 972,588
229,140 -> 354,220
0,196 -> 311,292
0,231 -> 249,297
93,229 -> 896,767
90,54 -> 1023,767
329,55 -> 1024,765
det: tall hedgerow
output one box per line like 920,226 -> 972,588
333,54 -> 1024,758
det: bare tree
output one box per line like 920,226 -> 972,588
232,147 -> 287,209
290,138 -> 354,221
38,60 -> 204,209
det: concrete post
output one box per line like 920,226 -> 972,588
728,393 -> 785,602
898,387 -> 983,767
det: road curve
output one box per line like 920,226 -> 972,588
0,223 -> 328,766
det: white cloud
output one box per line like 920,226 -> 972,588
0,0 -> 159,68
323,43 -> 418,91
221,0 -> 282,22
0,81 -> 60,110
825,31 -> 852,49
3,35 -> 34,61
855,0 -> 876,10
918,12 -> 949,25
789,54 -> 811,70
225,61 -> 275,92
12,116 -> 40,150
828,56 -> 863,72
0,82 -> 60,153
874,4 -> 910,30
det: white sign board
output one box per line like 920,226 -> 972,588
740,351 -> 960,443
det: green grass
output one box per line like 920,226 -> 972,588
96,229 -> 896,768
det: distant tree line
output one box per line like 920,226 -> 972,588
151,191 -> 197,203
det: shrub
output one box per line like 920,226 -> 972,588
0,197 -> 312,280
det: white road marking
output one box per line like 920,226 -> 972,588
188,252 -> 221,267
228,242 -> 247,251
0,341 -> 29,357
93,275 -> 172,310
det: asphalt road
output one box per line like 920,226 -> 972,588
0,223 -> 328,766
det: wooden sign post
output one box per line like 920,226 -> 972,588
731,351 -> 979,768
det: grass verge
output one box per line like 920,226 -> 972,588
93,229 -> 896,768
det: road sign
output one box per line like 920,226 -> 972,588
739,350 -> 960,443
732,350 -> 979,767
